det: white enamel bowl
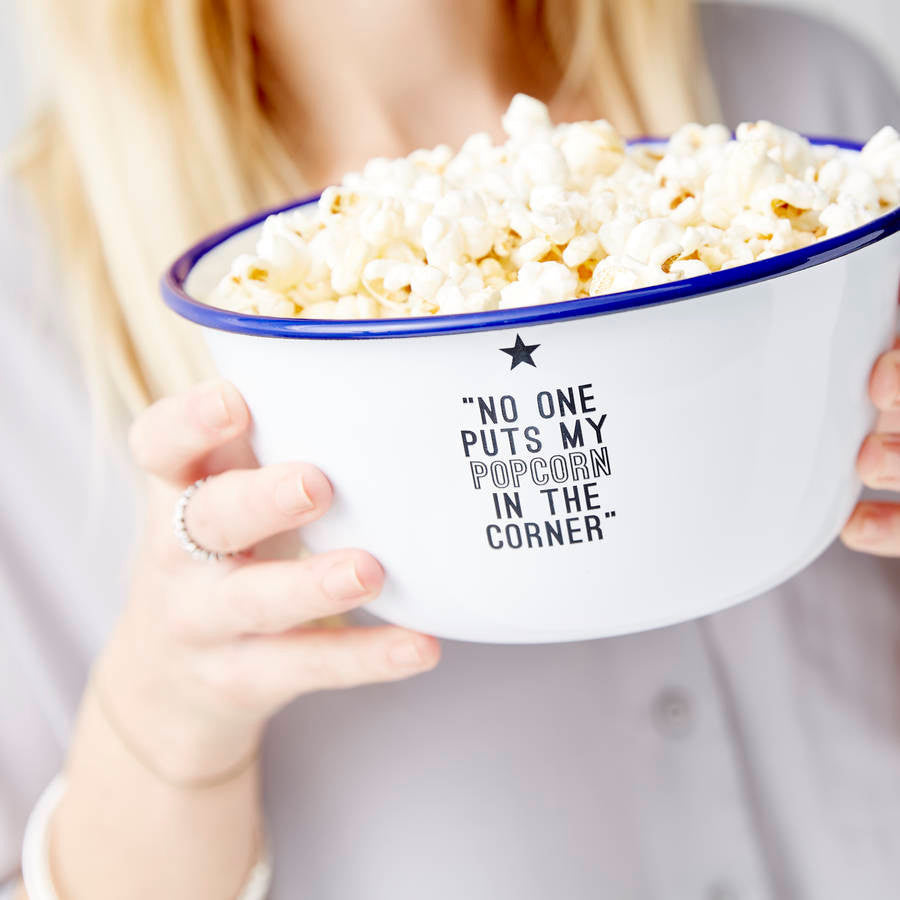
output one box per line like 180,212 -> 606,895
163,140 -> 900,643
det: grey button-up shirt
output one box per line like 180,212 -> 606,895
2,3 -> 900,898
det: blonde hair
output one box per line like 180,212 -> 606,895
14,0 -> 717,416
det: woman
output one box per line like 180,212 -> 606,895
3,0 -> 900,897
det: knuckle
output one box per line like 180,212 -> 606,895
187,481 -> 244,554
188,512 -> 228,554
211,524 -> 242,556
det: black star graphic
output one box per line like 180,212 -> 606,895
500,334 -> 540,370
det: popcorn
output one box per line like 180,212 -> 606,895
667,122 -> 731,157
750,178 -> 827,220
836,169 -> 881,212
335,294 -> 380,318
500,261 -> 578,309
501,93 -> 553,139
562,233 -> 601,268
421,214 -> 464,271
624,218 -> 682,264
208,94 -> 900,319
589,255 -> 671,295
669,258 -> 711,279
861,126 -> 900,206
557,120 -> 625,184
255,218 -> 311,288
820,198 -> 870,238
510,141 -> 570,196
409,264 -> 445,301
736,121 -> 817,177
512,236 -> 552,267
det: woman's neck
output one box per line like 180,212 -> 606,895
252,0 -> 582,187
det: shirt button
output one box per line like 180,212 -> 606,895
651,686 -> 694,739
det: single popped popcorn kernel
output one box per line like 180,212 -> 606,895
556,120 -> 625,185
737,121 -> 817,177
207,95 -> 899,319
501,93 -> 553,139
512,237 -> 552,268
668,258 -> 711,279
562,234 -> 601,268
624,218 -> 683,264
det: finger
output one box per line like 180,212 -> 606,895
199,550 -> 384,638
868,349 -> 900,412
875,409 -> 900,433
218,626 -> 441,707
184,463 -> 333,555
129,379 -> 250,485
840,501 -> 900,557
856,433 -> 900,490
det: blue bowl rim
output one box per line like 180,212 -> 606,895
160,136 -> 900,340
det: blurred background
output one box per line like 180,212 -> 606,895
0,0 -> 898,149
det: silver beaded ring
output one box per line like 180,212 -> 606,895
172,477 -> 232,562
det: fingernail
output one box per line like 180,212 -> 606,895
877,362 -> 900,408
890,365 -> 900,408
858,435 -> 884,477
198,387 -> 231,430
388,640 -> 425,668
877,436 -> 900,484
861,436 -> 900,486
322,561 -> 367,602
275,474 -> 314,515
858,512 -> 887,544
